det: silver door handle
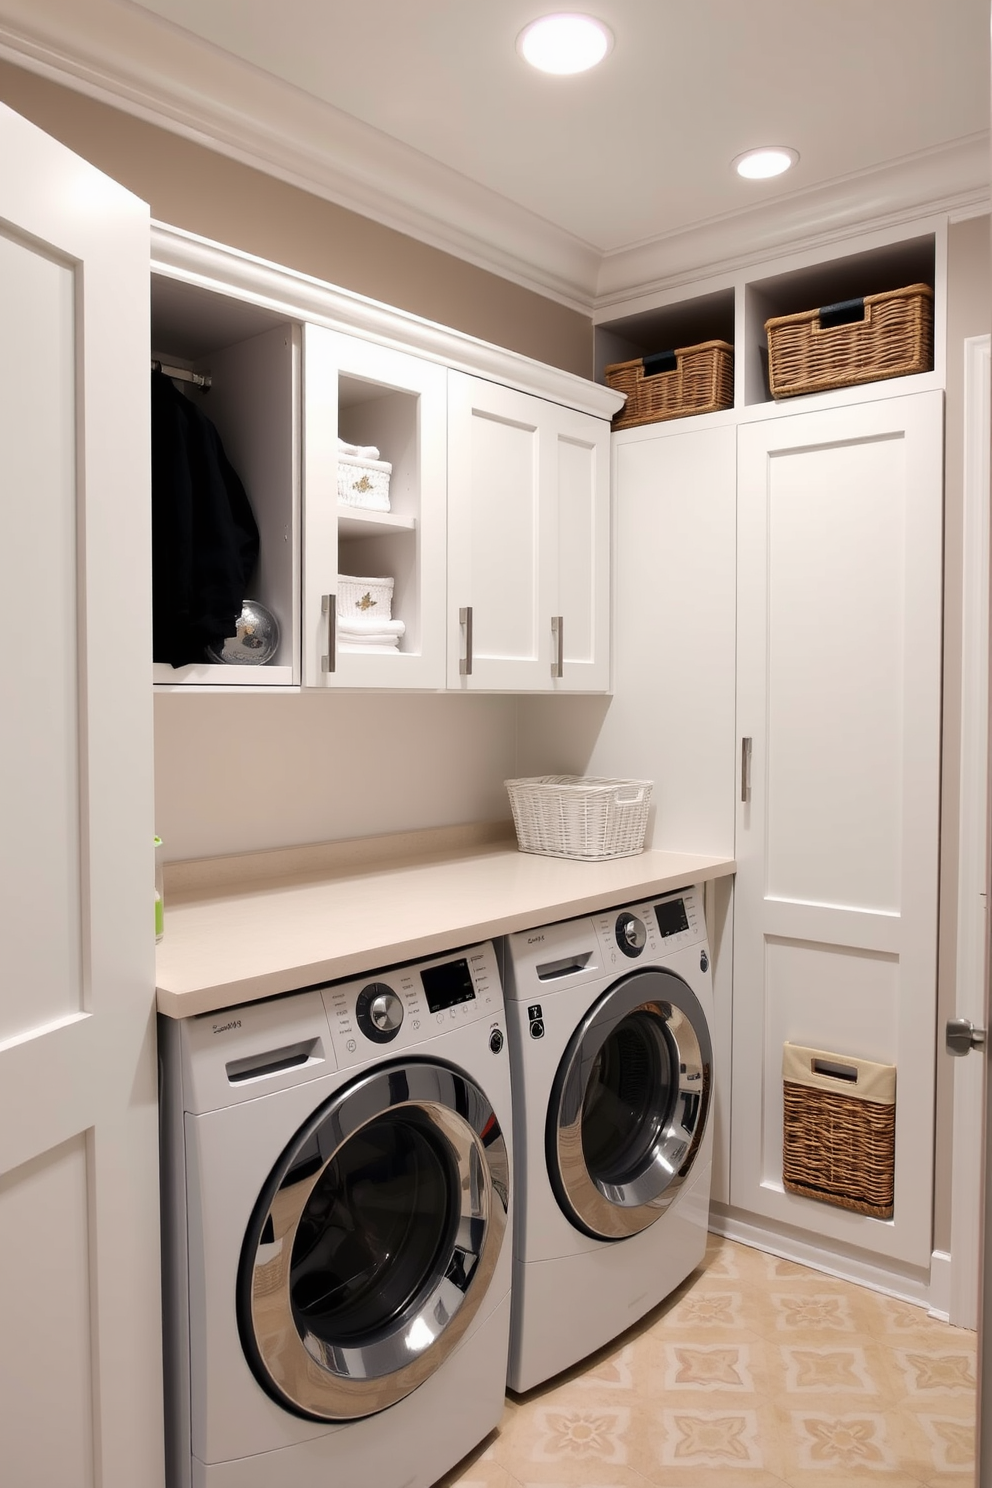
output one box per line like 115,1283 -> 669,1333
740,736 -> 753,803
946,1017 -> 987,1056
459,606 -> 473,676
321,594 -> 336,674
551,615 -> 564,679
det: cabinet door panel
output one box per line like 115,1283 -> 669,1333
447,373 -> 553,689
448,372 -> 609,691
731,391 -> 943,1268
555,412 -> 610,691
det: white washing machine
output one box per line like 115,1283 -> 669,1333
160,941 -> 512,1488
502,885 -> 713,1392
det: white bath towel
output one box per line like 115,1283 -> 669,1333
337,438 -> 380,461
337,615 -> 406,639
339,638 -> 400,653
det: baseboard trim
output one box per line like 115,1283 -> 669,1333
709,1208 -> 933,1309
928,1249 -> 952,1322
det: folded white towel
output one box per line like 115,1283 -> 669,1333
339,638 -> 400,653
337,615 -> 406,638
337,438 -> 380,461
338,631 -> 404,646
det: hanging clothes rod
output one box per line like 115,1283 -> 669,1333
152,359 -> 212,391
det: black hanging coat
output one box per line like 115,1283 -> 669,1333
151,369 -> 260,666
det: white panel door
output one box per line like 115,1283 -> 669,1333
554,404 -> 611,691
448,371 -> 610,690
731,391 -> 943,1268
447,372 -> 554,689
0,106 -> 162,1485
302,325 -> 447,688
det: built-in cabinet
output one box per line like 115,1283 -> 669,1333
589,215 -> 948,1283
150,246 -> 618,696
447,373 -> 611,692
732,390 -> 944,1273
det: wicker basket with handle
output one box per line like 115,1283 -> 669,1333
505,775 -> 652,861
781,1042 -> 896,1219
605,340 -> 734,429
765,283 -> 933,399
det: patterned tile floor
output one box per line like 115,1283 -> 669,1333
438,1235 -> 976,1488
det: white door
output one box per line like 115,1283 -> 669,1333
447,371 -> 610,691
0,105 -> 163,1487
731,390 -> 944,1270
302,325 -> 447,689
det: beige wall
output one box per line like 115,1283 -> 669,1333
934,212 -> 991,1254
0,58 -> 592,375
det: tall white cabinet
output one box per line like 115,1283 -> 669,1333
732,390 -> 944,1270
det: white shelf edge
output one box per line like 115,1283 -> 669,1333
336,504 -> 417,537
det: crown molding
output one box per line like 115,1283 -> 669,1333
0,4 -> 987,320
150,221 -> 624,421
594,135 -> 990,312
0,4 -> 600,310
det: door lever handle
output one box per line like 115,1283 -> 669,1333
946,1017 -> 987,1056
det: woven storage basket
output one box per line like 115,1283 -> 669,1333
765,283 -> 933,399
505,775 -> 652,861
605,341 -> 734,430
781,1042 -> 896,1219
337,574 -> 393,619
337,453 -> 392,512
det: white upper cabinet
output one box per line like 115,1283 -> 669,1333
302,326 -> 447,689
447,372 -> 610,692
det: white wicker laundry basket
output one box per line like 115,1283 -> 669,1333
337,575 -> 394,619
505,775 -> 652,861
337,454 -> 391,512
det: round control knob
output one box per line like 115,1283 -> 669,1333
370,990 -> 403,1032
489,1028 -> 504,1054
356,982 -> 404,1043
616,912 -> 647,958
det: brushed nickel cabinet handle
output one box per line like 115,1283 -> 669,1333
551,615 -> 564,678
741,736 -> 753,802
321,594 -> 336,674
459,606 -> 473,676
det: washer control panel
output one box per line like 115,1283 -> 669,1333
321,941 -> 502,1068
594,885 -> 705,965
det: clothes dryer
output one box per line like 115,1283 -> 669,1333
160,942 -> 511,1488
502,886 -> 713,1392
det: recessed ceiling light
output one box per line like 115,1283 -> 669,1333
733,147 -> 799,180
518,13 -> 613,74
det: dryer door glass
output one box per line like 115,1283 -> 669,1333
548,968 -> 711,1240
237,1061 -> 509,1421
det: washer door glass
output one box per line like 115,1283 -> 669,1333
547,968 -> 711,1240
237,1060 -> 509,1420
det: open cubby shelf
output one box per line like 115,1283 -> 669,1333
594,230 -> 939,417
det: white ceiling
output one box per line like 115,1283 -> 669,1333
0,0 -> 988,307
127,0 -> 990,252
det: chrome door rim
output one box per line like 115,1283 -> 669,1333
547,968 -> 711,1241
237,1059 -> 509,1420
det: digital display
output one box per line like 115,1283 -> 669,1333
655,897 -> 690,939
421,958 -> 476,1014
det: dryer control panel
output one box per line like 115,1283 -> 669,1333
322,941 -> 501,1069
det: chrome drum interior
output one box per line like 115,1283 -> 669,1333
546,969 -> 711,1240
236,1059 -> 509,1420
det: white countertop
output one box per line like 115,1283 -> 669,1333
156,822 -> 736,1018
